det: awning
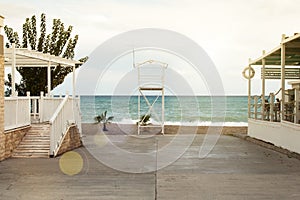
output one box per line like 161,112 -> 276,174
4,44 -> 82,96
4,47 -> 81,67
250,33 -> 300,66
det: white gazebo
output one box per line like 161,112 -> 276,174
4,43 -> 80,96
3,43 -> 82,157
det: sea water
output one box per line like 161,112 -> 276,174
80,96 -> 248,126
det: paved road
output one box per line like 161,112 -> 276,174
1,134 -> 300,200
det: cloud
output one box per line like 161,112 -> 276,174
2,0 -> 300,95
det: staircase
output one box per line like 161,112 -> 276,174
12,123 -> 50,158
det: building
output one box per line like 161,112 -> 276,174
243,33 -> 300,154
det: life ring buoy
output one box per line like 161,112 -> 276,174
242,66 -> 255,79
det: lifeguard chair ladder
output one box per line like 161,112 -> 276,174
134,60 -> 168,135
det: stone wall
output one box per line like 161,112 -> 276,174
56,125 -> 82,156
3,127 -> 30,159
0,34 -> 5,161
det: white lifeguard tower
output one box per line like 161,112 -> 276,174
134,60 -> 168,135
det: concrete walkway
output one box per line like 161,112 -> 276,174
1,132 -> 300,199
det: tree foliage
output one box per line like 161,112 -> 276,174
4,13 -> 87,96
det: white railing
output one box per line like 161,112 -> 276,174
30,92 -> 64,123
41,96 -> 64,122
49,95 -> 81,156
4,92 -> 82,156
73,96 -> 82,136
4,96 -> 31,131
250,93 -> 281,122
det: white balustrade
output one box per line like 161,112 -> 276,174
49,95 -> 81,156
4,97 -> 31,130
5,93 -> 82,156
41,96 -> 64,122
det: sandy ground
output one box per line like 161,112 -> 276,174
82,122 -> 248,135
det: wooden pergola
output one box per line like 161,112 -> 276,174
4,43 -> 81,96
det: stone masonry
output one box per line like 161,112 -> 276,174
4,127 -> 30,158
0,32 -> 5,161
56,126 -> 82,156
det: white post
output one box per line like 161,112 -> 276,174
137,65 -> 141,135
39,91 -> 44,122
261,50 -> 266,120
11,43 -> 16,97
15,96 -> 18,127
161,66 -> 165,135
162,88 -> 165,135
248,61 -> 252,118
47,61 -> 51,96
281,34 -> 286,121
26,92 -> 31,123
72,65 -> 76,97
254,96 -> 258,119
138,89 -> 140,135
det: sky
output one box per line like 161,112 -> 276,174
1,0 -> 300,95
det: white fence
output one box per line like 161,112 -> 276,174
4,97 -> 31,130
41,97 -> 64,122
250,90 -> 300,124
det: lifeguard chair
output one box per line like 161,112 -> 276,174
134,60 -> 168,135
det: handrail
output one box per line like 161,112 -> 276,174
274,88 -> 282,96
73,96 -> 82,136
49,95 -> 69,123
49,95 -> 81,156
49,95 -> 70,156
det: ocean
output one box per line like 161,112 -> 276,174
80,96 -> 248,126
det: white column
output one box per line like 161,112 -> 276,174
72,65 -> 76,97
26,91 -> 31,123
138,89 -> 140,135
254,96 -> 258,119
11,43 -> 16,97
47,61 -> 51,96
261,50 -> 266,120
247,60 -> 252,118
281,34 -> 286,121
162,88 -> 165,135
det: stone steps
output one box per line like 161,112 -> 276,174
12,123 -> 50,158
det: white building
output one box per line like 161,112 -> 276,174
244,33 -> 300,154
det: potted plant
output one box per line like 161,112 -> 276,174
95,111 -> 114,131
138,114 -> 151,126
